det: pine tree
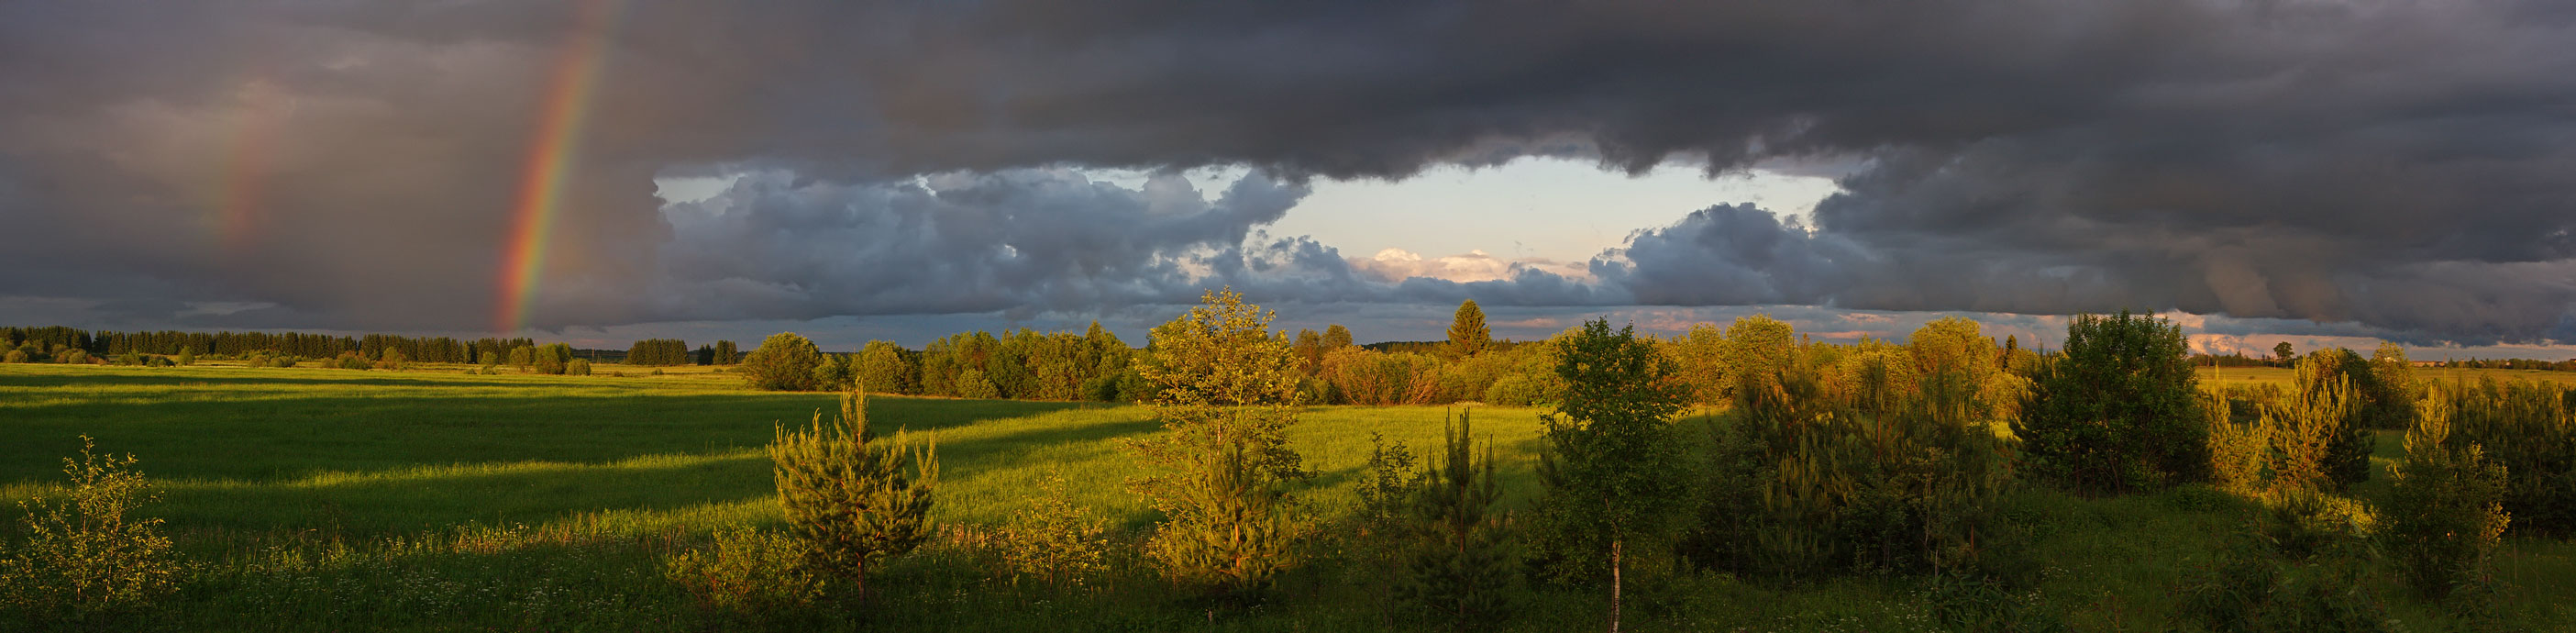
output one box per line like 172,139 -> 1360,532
1447,300 -> 1491,357
1396,409 -> 1517,629
1534,318 -> 1691,633
768,390 -> 937,600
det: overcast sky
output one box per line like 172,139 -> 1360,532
3,1 -> 2572,360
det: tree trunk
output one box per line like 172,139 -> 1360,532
1609,539 -> 1622,633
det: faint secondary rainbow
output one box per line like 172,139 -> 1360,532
497,0 -> 624,333
211,76 -> 282,253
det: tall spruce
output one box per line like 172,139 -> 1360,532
1396,409 -> 1516,629
1447,300 -> 1491,357
1125,287 -> 1310,596
768,390 -> 936,600
1534,318 -> 1691,633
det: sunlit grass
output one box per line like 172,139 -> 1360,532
5,362 -> 2575,630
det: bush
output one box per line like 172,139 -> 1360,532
374,347 -> 406,371
2177,539 -> 2394,633
174,348 -> 193,366
4,349 -> 28,363
1318,348 -> 1449,405
532,344 -> 571,375
57,350 -> 89,364
0,437 -> 181,622
768,390 -> 937,600
335,352 -> 372,370
2014,311 -> 2206,494
2261,357 -> 2373,492
664,527 -> 813,612
2383,386 -> 2511,600
1699,332 -> 2015,583
565,359 -> 591,376
1000,473 -> 1111,591
2429,378 -> 2576,536
741,333 -> 824,392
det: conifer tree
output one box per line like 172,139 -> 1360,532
1397,409 -> 1516,629
768,390 -> 937,600
1448,300 -> 1491,357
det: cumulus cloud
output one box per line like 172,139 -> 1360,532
0,0 -> 2571,345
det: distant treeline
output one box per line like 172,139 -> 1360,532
2191,351 -> 2576,372
3,326 -> 534,364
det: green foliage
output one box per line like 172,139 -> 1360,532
624,339 -> 691,366
1447,299 -> 1490,357
375,346 -> 406,370
1319,348 -> 1448,405
1393,411 -> 1518,629
531,343 -> 572,375
812,352 -> 856,392
1001,472 -> 1113,591
2177,539 -> 2395,633
663,527 -> 813,612
2424,378 -> 2576,536
1531,318 -> 1690,631
1699,319 -> 2017,583
767,390 -> 939,600
2383,386 -> 2510,600
955,369 -> 1000,399
1323,324 -> 1354,350
335,352 -> 373,370
2265,355 -> 2375,491
174,347 -> 193,366
506,345 -> 533,369
4,349 -> 28,363
856,340 -> 921,394
1126,287 -> 1311,596
57,349 -> 90,364
741,332 -> 824,392
564,359 -> 591,376
0,437 -> 181,622
2014,311 -> 2206,494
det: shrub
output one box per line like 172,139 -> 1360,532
1700,330 -> 2015,583
565,359 -> 591,376
741,332 -> 824,392
1000,473 -> 1111,591
174,348 -> 193,366
532,344 -> 571,375
1350,433 -> 1423,598
768,390 -> 938,600
1319,348 -> 1449,405
374,347 -> 406,371
3,349 -> 28,363
2383,386 -> 2511,600
334,352 -> 372,370
2177,539 -> 2394,633
2013,311 -> 2206,494
1127,288 -> 1311,597
0,437 -> 181,621
2429,378 -> 2576,536
811,353 -> 854,392
1393,410 -> 1518,629
57,349 -> 89,364
664,527 -> 813,612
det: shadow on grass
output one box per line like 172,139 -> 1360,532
1,393 -> 1097,486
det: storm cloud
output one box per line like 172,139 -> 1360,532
1,0 -> 2571,345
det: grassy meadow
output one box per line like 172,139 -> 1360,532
5,361 -> 2576,630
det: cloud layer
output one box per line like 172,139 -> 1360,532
1,0 -> 2571,345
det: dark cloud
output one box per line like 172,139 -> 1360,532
0,0 -> 2570,345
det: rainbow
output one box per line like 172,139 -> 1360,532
497,0 -> 622,333
212,77 -> 282,252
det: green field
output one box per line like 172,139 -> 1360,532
6,362 -> 2576,630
